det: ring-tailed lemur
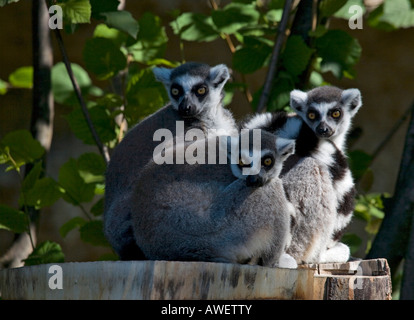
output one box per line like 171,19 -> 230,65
242,86 -> 362,263
130,130 -> 297,268
104,62 -> 238,260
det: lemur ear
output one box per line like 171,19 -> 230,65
153,67 -> 172,84
341,88 -> 362,115
276,138 -> 295,158
209,64 -> 230,88
290,90 -> 308,113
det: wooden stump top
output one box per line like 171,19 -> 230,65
0,258 -> 391,300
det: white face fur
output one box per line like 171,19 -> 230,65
153,63 -> 230,118
228,131 -> 295,187
290,87 -> 362,149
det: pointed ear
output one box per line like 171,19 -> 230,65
209,64 -> 230,89
341,88 -> 362,115
153,67 -> 172,84
290,90 -> 308,114
276,138 -> 295,158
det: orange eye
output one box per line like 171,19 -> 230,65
332,110 -> 341,118
197,87 -> 206,95
263,157 -> 272,167
308,112 -> 316,120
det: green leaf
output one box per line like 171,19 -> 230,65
233,37 -> 273,74
368,0 -> 414,30
100,10 -> 139,39
93,23 -> 127,47
21,161 -> 43,193
212,2 -> 260,34
334,0 -> 365,20
282,36 -> 315,76
0,130 -> 44,170
65,105 -> 117,145
58,158 -> 96,205
0,78 -> 8,94
0,204 -> 27,233
24,241 -> 65,266
60,0 -> 91,24
171,12 -> 218,42
77,152 -> 106,183
59,216 -> 87,238
315,29 -> 361,78
83,37 -> 127,80
266,9 -> 282,23
0,0 -> 19,7
8,66 -> 33,89
90,198 -> 104,216
79,220 -> 110,246
125,66 -> 167,124
319,0 -> 348,18
20,177 -> 62,209
52,62 -> 102,105
127,13 -> 168,63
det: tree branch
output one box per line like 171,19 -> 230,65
366,101 -> 414,282
51,19 -> 110,164
256,0 -> 294,113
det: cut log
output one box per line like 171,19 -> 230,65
0,258 -> 391,300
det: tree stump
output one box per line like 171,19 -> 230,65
0,258 -> 391,300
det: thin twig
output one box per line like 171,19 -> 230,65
370,103 -> 414,164
52,26 -> 110,165
256,0 -> 294,113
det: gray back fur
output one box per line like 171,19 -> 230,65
104,62 -> 237,260
131,131 -> 296,267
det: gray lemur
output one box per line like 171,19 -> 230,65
242,86 -> 362,263
130,130 -> 297,268
104,62 -> 238,260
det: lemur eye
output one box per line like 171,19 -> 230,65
197,87 -> 206,96
171,88 -> 180,96
308,112 -> 316,120
332,110 -> 341,118
263,157 -> 273,167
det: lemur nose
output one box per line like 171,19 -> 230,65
316,124 -> 332,137
178,103 -> 194,116
246,175 -> 263,188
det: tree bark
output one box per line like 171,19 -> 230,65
366,102 -> 414,292
0,0 -> 54,269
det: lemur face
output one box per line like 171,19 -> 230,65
290,86 -> 362,140
304,101 -> 344,139
228,130 -> 295,188
153,62 -> 230,118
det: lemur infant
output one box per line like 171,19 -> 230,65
130,130 -> 297,268
104,62 -> 238,260
242,86 -> 362,263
